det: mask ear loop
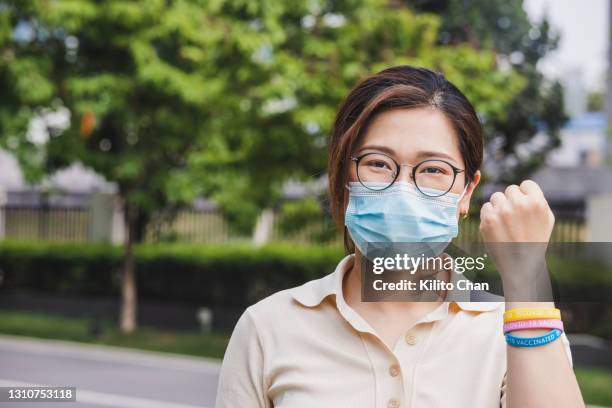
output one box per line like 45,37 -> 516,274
458,181 -> 470,219
458,183 -> 470,200
345,180 -> 361,190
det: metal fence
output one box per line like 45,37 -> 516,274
454,217 -> 587,244
144,209 -> 231,243
3,205 -> 90,242
0,190 -> 587,244
0,204 -> 588,244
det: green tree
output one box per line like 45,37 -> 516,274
411,0 -> 568,182
0,0 -> 526,332
179,0 -> 527,232
587,91 -> 605,112
0,1 -> 57,181
1,0 -> 230,332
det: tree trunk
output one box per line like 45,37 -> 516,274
118,199 -> 151,334
119,201 -> 137,333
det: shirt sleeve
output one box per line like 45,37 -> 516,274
215,308 -> 271,408
500,332 -> 573,407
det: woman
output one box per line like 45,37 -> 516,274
215,66 -> 584,407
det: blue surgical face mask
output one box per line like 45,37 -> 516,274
344,181 -> 468,256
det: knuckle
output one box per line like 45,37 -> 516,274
480,202 -> 492,215
504,184 -> 519,195
479,219 -> 492,232
521,179 -> 542,194
479,211 -> 495,226
531,196 -> 548,211
491,192 -> 504,201
520,179 -> 536,188
536,200 -> 548,211
499,206 -> 513,218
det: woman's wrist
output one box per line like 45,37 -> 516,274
504,302 -> 558,337
500,267 -> 554,302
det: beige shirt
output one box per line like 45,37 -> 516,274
215,253 -> 572,408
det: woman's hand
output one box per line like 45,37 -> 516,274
479,180 -> 554,295
479,180 -> 554,243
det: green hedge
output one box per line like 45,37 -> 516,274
1,240 -> 611,337
0,240 -> 345,308
2,239 -> 612,306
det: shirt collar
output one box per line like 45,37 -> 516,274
289,253 -> 503,313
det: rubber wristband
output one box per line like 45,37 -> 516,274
503,307 -> 561,323
503,319 -> 564,334
505,328 -> 562,347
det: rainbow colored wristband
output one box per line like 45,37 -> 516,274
503,319 -> 564,334
505,328 -> 562,347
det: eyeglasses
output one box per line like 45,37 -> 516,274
350,152 -> 466,197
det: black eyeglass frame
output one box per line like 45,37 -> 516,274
350,152 -> 468,197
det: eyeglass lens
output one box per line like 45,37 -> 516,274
356,153 -> 458,196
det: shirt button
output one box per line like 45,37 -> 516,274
388,398 -> 400,408
389,364 -> 400,377
405,331 -> 418,345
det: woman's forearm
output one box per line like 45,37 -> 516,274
505,301 -> 584,408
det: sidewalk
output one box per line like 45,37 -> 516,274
0,334 -> 221,408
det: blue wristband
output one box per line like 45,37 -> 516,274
505,328 -> 562,348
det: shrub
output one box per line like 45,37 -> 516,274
0,240 -> 345,308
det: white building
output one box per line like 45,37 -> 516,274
0,148 -> 116,196
546,111 -> 607,167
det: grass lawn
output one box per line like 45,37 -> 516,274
0,309 -> 610,406
575,366 -> 612,407
0,309 -> 230,359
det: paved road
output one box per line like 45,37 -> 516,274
0,335 -> 221,408
0,334 -> 609,408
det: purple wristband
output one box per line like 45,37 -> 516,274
503,319 -> 564,334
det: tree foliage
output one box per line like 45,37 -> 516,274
1,0 -> 527,233
411,0 -> 567,182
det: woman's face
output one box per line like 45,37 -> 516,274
348,107 -> 481,218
